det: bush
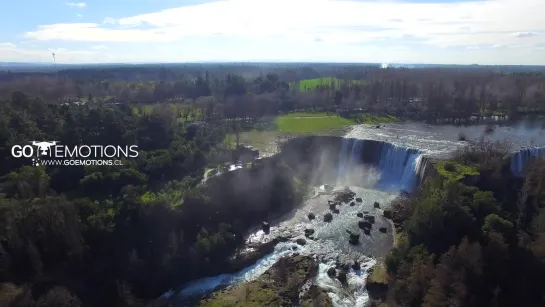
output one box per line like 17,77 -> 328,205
35,286 -> 81,307
444,162 -> 456,172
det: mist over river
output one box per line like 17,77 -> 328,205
164,118 -> 545,307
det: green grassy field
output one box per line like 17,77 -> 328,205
131,104 -> 203,122
356,114 -> 399,124
291,77 -> 362,92
275,112 -> 355,133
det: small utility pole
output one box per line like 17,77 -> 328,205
52,52 -> 58,81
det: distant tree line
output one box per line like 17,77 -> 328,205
0,66 -> 544,122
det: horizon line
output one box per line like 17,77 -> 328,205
1,61 -> 545,67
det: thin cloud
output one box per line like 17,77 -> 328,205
65,2 -> 86,8
103,17 -> 116,24
512,31 -> 538,38
77,14 -> 83,18
0,42 -> 16,48
91,45 -> 108,50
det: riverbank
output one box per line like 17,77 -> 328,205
199,254 -> 332,307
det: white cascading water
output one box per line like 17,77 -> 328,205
375,142 -> 423,191
177,242 -> 305,297
316,258 -> 376,307
336,138 -> 427,192
510,147 -> 545,176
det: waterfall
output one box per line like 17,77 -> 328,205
336,138 -> 426,192
337,138 -> 352,182
414,155 -> 430,187
511,147 -> 545,176
375,143 -> 423,191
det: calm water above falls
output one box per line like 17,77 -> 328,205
346,120 -> 545,157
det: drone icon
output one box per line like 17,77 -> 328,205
31,141 -> 58,156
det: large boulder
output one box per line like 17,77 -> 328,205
262,221 -> 270,234
327,267 -> 337,278
358,220 -> 372,229
347,230 -> 360,245
383,209 -> 392,219
357,212 -> 364,218
337,270 -> 348,283
364,215 -> 375,224
324,213 -> 333,222
296,238 -> 307,246
308,213 -> 316,220
334,188 -> 356,203
304,229 -> 315,237
352,261 -> 361,271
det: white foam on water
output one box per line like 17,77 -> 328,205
177,241 -> 304,297
316,258 -> 377,307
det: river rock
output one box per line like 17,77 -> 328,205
262,221 -> 270,234
363,211 -> 369,214
276,236 -> 290,242
358,220 -> 372,229
347,230 -> 360,245
324,213 -> 333,222
337,270 -> 348,283
363,228 -> 371,235
329,203 -> 337,210
352,261 -> 361,271
350,202 -> 355,206
374,201 -> 381,208
383,209 -> 392,219
357,212 -> 364,218
364,215 -> 375,224
304,229 -> 315,237
296,238 -> 307,246
356,197 -> 362,202
332,208 -> 340,214
334,189 -> 355,203
379,227 -> 387,233
327,267 -> 336,278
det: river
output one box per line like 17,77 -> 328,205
163,118 -> 545,306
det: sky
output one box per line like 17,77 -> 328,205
0,0 -> 544,65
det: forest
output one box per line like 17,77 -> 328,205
0,64 -> 544,121
0,64 -> 544,307
0,91 -> 306,306
379,141 -> 545,307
